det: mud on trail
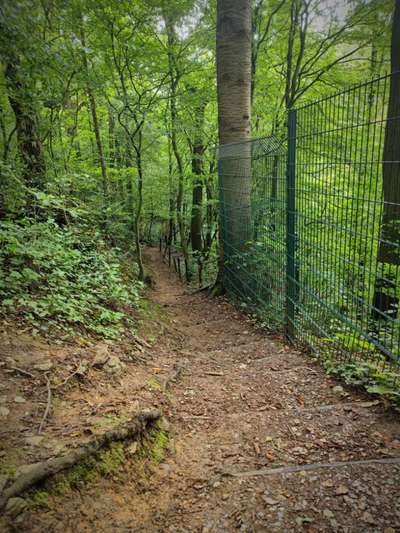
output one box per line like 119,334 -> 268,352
11,248 -> 400,531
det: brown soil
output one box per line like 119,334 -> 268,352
2,247 -> 400,532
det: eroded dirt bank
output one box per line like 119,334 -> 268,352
14,248 -> 400,531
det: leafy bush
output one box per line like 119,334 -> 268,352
0,218 -> 142,338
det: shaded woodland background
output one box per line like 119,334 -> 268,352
0,0 -> 395,353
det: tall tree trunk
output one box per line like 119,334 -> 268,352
5,60 -> 46,193
165,119 -> 175,261
164,13 -> 191,281
190,95 -> 206,253
80,29 -> 109,216
205,175 -> 214,253
373,0 -> 400,322
88,91 -> 108,211
216,0 -> 252,290
217,0 -> 251,144
108,103 -> 115,168
133,129 -> 145,281
125,142 -> 135,231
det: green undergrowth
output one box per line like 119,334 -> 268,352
29,421 -> 171,508
0,218 -> 143,340
321,354 -> 400,407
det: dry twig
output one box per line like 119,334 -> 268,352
38,372 -> 52,435
8,366 -> 35,378
53,361 -> 83,389
225,457 -> 400,478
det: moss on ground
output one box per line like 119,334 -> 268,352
94,414 -> 130,431
146,377 -> 162,391
28,421 -> 171,506
31,490 -> 50,509
137,298 -> 171,342
149,429 -> 169,463
139,421 -> 171,464
29,442 -> 127,506
0,462 -> 17,480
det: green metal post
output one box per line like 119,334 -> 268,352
286,108 -> 297,341
217,157 -> 226,284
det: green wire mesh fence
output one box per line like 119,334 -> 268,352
219,72 -> 400,388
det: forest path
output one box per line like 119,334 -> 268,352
30,247 -> 400,532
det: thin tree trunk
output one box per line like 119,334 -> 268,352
166,121 -> 175,259
125,143 -> 135,231
285,0 -> 298,110
88,93 -> 108,202
164,14 -> 191,281
108,103 -> 115,168
80,29 -> 109,216
190,96 -> 206,254
205,165 -> 215,254
133,129 -> 145,281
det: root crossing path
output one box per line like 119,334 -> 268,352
30,248 -> 400,532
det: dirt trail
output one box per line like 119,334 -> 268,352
28,247 -> 400,532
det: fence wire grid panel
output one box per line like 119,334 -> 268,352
219,72 -> 400,387
219,136 -> 287,331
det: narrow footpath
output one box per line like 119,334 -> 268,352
29,247 -> 400,532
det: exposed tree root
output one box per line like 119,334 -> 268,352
162,365 -> 184,391
210,281 -> 225,298
0,409 -> 162,510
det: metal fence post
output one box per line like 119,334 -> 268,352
286,108 -> 297,341
217,156 -> 226,283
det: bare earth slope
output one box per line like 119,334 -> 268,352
26,247 -> 400,532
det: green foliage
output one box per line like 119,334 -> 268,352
0,218 -> 143,338
322,355 -> 400,407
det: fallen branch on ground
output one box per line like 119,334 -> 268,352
53,361 -> 84,390
7,367 -> 35,378
224,457 -> 400,478
162,365 -> 184,391
189,284 -> 213,295
182,415 -> 210,420
0,408 -> 161,510
132,335 -> 152,350
38,372 -> 52,434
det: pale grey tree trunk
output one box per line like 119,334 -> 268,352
216,0 -> 252,290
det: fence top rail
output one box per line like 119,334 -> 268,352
293,71 -> 395,112
217,72 -> 397,155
